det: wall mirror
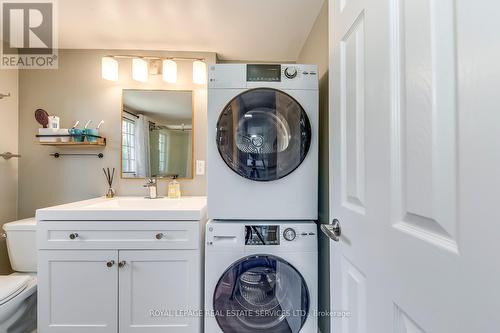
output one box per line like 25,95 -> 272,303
121,90 -> 194,179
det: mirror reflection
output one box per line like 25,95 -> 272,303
122,90 -> 193,179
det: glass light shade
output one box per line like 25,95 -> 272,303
101,57 -> 118,81
192,60 -> 207,84
162,59 -> 177,83
132,58 -> 149,82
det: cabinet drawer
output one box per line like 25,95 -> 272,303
37,221 -> 200,250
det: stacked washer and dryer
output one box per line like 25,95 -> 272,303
206,64 -> 319,333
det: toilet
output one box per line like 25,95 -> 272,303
0,218 -> 37,333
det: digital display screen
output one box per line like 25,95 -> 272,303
247,64 -> 282,82
245,225 -> 280,245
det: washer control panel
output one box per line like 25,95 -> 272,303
207,221 -> 317,251
245,225 -> 280,245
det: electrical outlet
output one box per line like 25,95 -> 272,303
196,160 -> 205,176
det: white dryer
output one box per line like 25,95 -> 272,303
207,64 -> 318,220
205,220 -> 318,333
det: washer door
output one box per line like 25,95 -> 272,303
216,88 -> 312,181
213,255 -> 310,333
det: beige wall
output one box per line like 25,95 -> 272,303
297,1 -> 330,332
18,49 -> 216,218
0,66 -> 19,274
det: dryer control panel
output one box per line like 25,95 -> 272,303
246,64 -> 282,82
208,64 -> 318,90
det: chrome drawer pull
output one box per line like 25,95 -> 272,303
69,233 -> 79,240
155,233 -> 165,240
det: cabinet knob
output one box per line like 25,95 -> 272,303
155,233 -> 164,240
118,261 -> 126,268
69,233 -> 79,240
106,260 -> 115,268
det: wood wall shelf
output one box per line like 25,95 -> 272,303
38,141 -> 106,148
36,135 -> 106,147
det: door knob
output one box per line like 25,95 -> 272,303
0,152 -> 21,160
155,233 -> 164,240
69,233 -> 79,240
106,260 -> 115,268
321,219 -> 342,242
118,261 -> 126,268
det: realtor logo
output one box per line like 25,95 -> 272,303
1,0 -> 58,69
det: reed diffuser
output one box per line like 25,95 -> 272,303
103,167 -> 116,198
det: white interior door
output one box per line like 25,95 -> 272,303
0,68 -> 18,274
327,0 -> 500,332
327,0 -> 390,331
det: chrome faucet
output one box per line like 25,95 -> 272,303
144,176 -> 159,199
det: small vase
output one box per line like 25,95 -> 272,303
106,187 -> 115,198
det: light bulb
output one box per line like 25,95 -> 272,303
132,58 -> 148,82
162,59 -> 177,83
192,60 -> 207,84
101,57 -> 118,81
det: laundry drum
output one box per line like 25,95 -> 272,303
216,88 -> 312,182
213,255 -> 310,333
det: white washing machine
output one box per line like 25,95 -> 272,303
205,220 -> 318,333
207,64 -> 319,220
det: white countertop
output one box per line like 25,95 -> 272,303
36,196 -> 207,221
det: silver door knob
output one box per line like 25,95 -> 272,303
0,152 -> 21,160
106,260 -> 115,268
321,219 -> 342,242
118,261 -> 126,268
69,233 -> 79,240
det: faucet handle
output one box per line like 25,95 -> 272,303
144,177 -> 157,186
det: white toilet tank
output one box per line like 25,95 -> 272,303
3,218 -> 37,272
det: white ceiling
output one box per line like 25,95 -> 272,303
58,0 -> 324,61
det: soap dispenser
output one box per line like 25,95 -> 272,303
167,176 -> 181,199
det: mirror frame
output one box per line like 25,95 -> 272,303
120,89 -> 195,180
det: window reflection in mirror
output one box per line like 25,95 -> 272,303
121,90 -> 193,179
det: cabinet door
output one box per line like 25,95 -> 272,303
118,250 -> 201,333
38,250 -> 118,333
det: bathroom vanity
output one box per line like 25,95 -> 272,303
36,196 -> 207,333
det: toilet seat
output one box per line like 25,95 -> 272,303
0,275 -> 31,306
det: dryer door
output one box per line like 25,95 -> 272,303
213,255 -> 309,333
216,88 -> 311,181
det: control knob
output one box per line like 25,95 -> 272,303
284,67 -> 298,79
283,228 -> 296,241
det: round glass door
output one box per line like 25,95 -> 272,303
213,255 -> 310,333
216,88 -> 311,181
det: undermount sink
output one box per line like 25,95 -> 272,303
36,196 -> 207,221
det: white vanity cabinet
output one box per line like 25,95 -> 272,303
38,250 -> 119,333
36,197 -> 207,333
118,250 -> 200,333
